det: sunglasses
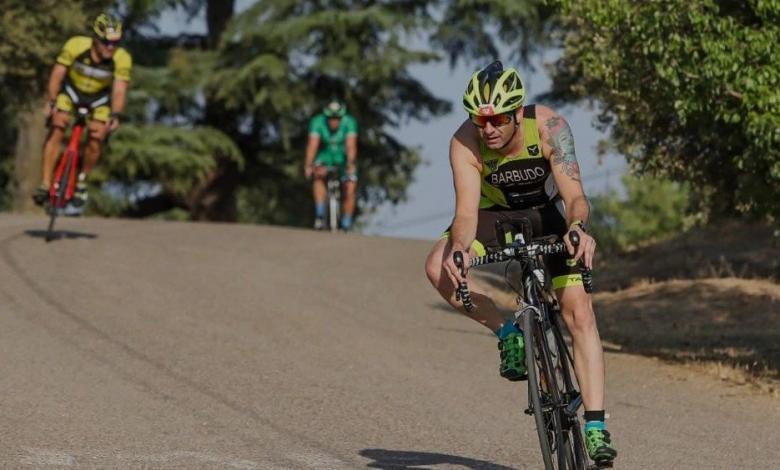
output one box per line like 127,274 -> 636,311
100,38 -> 121,48
470,112 -> 514,128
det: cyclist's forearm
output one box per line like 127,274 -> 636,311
566,195 -> 590,227
450,215 -> 477,251
111,80 -> 128,114
346,135 -> 357,165
305,136 -> 319,166
47,64 -> 67,101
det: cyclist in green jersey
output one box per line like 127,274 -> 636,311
424,61 -> 617,466
304,100 -> 359,231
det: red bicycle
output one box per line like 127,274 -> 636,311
45,102 -> 92,242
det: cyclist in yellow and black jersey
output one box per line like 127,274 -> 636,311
424,61 -> 617,466
33,13 -> 132,207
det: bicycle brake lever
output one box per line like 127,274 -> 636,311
568,230 -> 593,294
452,251 -> 475,312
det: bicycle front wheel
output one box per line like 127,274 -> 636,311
524,305 -> 580,469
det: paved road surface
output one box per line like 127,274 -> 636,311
1,214 -> 778,469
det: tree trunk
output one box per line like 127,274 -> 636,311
13,102 -> 47,213
187,155 -> 240,221
188,0 -> 238,221
207,0 -> 235,48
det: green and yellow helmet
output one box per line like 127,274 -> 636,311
463,61 -> 525,116
93,13 -> 123,41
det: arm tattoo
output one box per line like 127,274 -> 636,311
545,116 -> 581,182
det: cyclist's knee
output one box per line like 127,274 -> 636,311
312,165 -> 328,180
560,295 -> 596,334
425,242 -> 455,297
425,251 -> 441,286
50,111 -> 70,130
342,181 -> 357,197
88,120 -> 110,141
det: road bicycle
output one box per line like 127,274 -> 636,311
453,217 -> 603,470
44,96 -> 104,242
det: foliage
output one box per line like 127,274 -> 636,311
93,124 -> 242,195
432,0 -> 555,67
590,174 -> 693,253
549,0 -> 780,223
206,0 -> 451,224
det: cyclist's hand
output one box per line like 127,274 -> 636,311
304,164 -> 313,179
346,162 -> 357,175
566,227 -> 597,270
43,100 -> 55,118
108,115 -> 121,132
443,242 -> 469,286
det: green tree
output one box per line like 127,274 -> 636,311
432,0 -> 555,66
202,0 -> 451,226
590,175 -> 692,252
549,0 -> 780,223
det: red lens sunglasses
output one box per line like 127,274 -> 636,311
470,112 -> 514,128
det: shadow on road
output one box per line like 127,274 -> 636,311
360,449 -> 514,469
25,229 -> 98,241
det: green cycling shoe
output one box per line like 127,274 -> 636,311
586,428 -> 617,466
498,331 -> 527,381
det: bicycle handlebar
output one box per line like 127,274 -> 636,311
452,231 -> 594,312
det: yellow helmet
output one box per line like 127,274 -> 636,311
93,13 -> 123,41
463,61 -> 525,116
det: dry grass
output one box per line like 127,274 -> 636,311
596,221 -> 779,291
594,278 -> 780,396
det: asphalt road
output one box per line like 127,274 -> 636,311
1,214 -> 778,469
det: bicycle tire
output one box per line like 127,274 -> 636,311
328,179 -> 339,232
524,305 -> 556,469
525,299 -> 581,469
45,151 -> 73,242
551,313 -> 590,468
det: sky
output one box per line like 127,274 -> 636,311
157,4 -> 627,240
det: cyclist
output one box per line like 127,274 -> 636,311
424,61 -> 617,466
304,100 -> 358,231
33,13 -> 132,207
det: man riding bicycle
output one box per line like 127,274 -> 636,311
424,61 -> 617,466
304,100 -> 358,231
33,13 -> 132,207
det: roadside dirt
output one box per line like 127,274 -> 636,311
472,221 -> 780,396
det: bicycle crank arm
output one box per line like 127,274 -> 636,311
564,392 -> 583,418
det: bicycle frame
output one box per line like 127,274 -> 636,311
45,105 -> 91,242
49,120 -> 85,208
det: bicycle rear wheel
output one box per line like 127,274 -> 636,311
524,304 -> 581,469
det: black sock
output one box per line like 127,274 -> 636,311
584,410 -> 605,422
